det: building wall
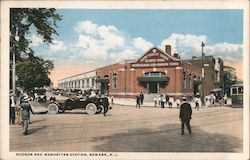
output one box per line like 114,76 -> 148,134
187,56 -> 224,96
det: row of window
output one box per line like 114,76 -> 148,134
59,78 -> 96,89
183,72 -> 200,89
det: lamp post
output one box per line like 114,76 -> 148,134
12,28 -> 20,95
201,42 -> 205,106
124,64 -> 127,99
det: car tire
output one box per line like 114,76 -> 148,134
48,103 -> 59,114
86,103 -> 97,115
96,105 -> 103,114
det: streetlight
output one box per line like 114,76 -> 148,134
201,42 -> 205,106
12,27 -> 19,95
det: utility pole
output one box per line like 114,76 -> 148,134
12,27 -> 20,95
201,42 -> 205,106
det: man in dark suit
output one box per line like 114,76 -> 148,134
20,96 -> 34,135
102,96 -> 109,116
179,97 -> 192,135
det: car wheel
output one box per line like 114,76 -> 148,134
48,103 -> 59,114
96,105 -> 103,114
86,103 -> 97,115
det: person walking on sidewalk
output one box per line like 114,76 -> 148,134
194,94 -> 201,111
160,95 -> 165,108
102,95 -> 110,116
136,94 -> 141,109
179,97 -> 192,135
165,94 -> 170,108
154,96 -> 158,107
169,96 -> 174,108
20,96 -> 34,135
140,92 -> 144,105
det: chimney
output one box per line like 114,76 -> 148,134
165,45 -> 171,55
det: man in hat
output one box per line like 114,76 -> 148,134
179,97 -> 192,135
20,96 -> 34,135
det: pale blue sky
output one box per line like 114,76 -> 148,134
55,9 -> 243,45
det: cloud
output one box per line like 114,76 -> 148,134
160,33 -> 242,61
29,34 -> 43,47
206,42 -> 243,60
109,49 -> 137,62
74,20 -> 98,35
133,37 -> 153,51
49,40 -> 67,53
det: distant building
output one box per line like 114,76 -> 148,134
58,70 -> 97,91
187,55 -> 224,96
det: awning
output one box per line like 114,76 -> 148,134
137,76 -> 169,82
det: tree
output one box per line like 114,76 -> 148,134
223,66 -> 238,96
10,8 -> 62,59
10,8 -> 61,91
16,56 -> 54,92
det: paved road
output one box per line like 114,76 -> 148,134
9,105 -> 243,152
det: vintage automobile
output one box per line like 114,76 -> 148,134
47,95 -> 104,115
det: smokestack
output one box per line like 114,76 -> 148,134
165,45 -> 171,55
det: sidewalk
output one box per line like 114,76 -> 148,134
112,98 -> 232,108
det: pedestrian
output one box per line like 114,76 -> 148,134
161,95 -> 165,108
10,93 -> 16,125
169,96 -> 174,108
194,95 -> 201,111
153,96 -> 157,107
223,94 -> 228,105
34,92 -> 38,102
157,95 -> 161,106
20,96 -> 34,135
136,94 -> 141,109
140,92 -> 144,105
179,97 -> 192,135
176,98 -> 180,108
102,95 -> 110,116
165,94 -> 169,107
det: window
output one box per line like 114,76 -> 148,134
144,72 -> 165,77
183,72 -> 187,89
112,73 -> 117,89
232,88 -> 237,95
92,78 -> 95,87
87,79 -> 89,87
82,80 -> 84,88
189,74 -> 192,89
238,87 -> 243,94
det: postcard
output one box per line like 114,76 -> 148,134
1,0 -> 249,160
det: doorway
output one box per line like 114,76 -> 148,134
148,82 -> 158,93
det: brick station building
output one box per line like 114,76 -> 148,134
95,45 -> 202,99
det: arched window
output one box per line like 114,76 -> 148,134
144,72 -> 166,77
183,72 -> 187,89
112,73 -> 117,89
189,74 -> 192,89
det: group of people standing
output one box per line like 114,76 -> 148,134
9,92 -> 34,135
136,92 -> 144,108
153,94 -> 180,108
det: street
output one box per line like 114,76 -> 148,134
9,104 -> 243,152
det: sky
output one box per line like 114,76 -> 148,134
27,9 -> 243,86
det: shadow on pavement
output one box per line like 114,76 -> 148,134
28,125 -> 48,134
31,119 -> 46,124
91,123 -> 242,152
